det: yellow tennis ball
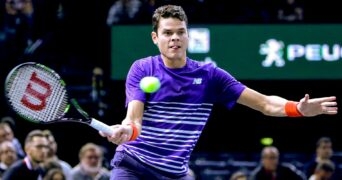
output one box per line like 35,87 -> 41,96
261,137 -> 273,146
140,76 -> 161,93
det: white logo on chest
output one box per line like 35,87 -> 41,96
193,78 -> 202,85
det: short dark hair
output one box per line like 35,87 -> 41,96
42,129 -> 55,140
316,137 -> 332,148
152,5 -> 188,33
261,146 -> 279,157
0,116 -> 15,130
24,129 -> 46,146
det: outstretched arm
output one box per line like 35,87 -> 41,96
100,100 -> 144,145
237,88 -> 337,117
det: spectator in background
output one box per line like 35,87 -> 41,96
0,116 -> 16,131
41,158 -> 67,180
90,67 -> 109,119
106,0 -> 142,25
304,137 -> 335,179
277,0 -> 303,23
1,0 -> 66,73
43,129 -> 72,180
2,129 -> 49,180
309,160 -> 335,180
43,168 -> 66,180
70,142 -> 110,180
0,141 -> 18,177
2,0 -> 34,56
0,117 -> 25,159
230,170 -> 248,180
249,146 -> 306,180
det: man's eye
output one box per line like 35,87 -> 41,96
178,31 -> 185,35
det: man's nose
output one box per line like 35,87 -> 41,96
171,34 -> 180,41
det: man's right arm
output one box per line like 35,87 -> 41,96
101,100 -> 144,145
121,100 -> 144,140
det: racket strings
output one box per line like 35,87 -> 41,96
6,65 -> 69,123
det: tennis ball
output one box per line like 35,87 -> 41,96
140,76 -> 161,93
261,137 -> 273,146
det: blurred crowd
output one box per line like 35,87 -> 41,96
190,137 -> 341,180
106,0 -> 305,25
105,0 -> 341,25
0,116 -> 112,180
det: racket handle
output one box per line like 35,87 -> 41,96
90,118 -> 114,135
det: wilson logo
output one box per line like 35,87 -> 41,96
21,72 -> 52,111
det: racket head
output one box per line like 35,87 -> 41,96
4,62 -> 69,124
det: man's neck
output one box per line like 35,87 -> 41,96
161,56 -> 186,69
24,156 -> 40,170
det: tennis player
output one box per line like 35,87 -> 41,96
100,5 -> 338,180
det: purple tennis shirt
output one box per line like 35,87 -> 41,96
118,55 -> 246,176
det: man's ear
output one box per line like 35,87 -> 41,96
151,31 -> 158,45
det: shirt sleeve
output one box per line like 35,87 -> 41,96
125,59 -> 147,107
211,66 -> 246,109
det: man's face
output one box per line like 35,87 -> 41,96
152,17 -> 189,62
81,149 -> 102,168
0,126 -> 13,143
26,136 -> 49,163
261,148 -> 279,171
262,154 -> 279,171
0,143 -> 17,166
317,142 -> 333,159
46,135 -> 57,157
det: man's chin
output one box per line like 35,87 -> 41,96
81,162 -> 101,174
167,54 -> 184,60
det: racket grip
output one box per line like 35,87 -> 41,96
90,118 -> 114,135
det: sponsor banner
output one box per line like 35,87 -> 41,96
111,25 -> 342,80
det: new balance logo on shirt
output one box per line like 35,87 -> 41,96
193,78 -> 202,85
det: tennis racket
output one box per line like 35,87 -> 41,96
4,62 -> 114,135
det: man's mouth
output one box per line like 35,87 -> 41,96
170,45 -> 181,49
